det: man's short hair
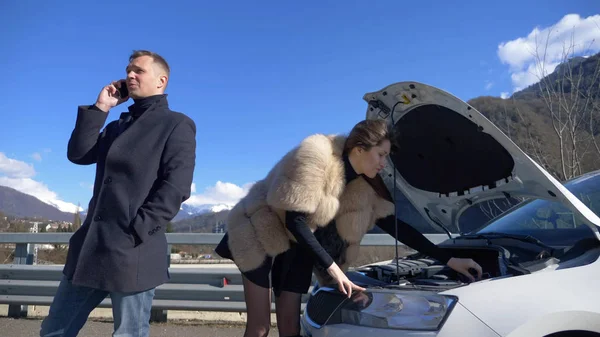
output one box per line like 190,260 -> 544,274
129,50 -> 170,76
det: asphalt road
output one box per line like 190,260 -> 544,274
0,317 -> 281,337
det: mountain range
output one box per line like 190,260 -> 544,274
0,184 -> 232,224
0,185 -> 77,222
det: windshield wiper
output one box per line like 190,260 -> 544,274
456,232 -> 555,252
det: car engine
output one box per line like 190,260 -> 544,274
348,246 -> 529,291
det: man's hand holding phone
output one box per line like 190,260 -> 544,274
94,80 -> 129,113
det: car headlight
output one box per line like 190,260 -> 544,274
306,288 -> 457,331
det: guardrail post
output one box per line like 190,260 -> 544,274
8,243 -> 29,318
167,244 -> 172,268
149,244 -> 172,323
26,243 -> 35,265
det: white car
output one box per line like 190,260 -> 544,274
300,82 -> 600,337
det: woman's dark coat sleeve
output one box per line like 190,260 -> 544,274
285,210 -> 335,269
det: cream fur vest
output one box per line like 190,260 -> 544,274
225,133 -> 395,272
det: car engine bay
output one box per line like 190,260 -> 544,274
348,238 -> 600,292
350,246 -> 508,291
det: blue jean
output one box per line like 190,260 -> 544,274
40,275 -> 156,337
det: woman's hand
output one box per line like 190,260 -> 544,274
327,262 -> 366,298
447,257 -> 483,282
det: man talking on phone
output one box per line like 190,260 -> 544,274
40,50 -> 196,337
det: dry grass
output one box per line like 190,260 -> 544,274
171,244 -> 217,257
38,247 -> 69,264
0,245 -> 68,265
0,247 -> 14,264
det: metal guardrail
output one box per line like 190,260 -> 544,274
0,232 -> 450,321
0,232 -> 451,245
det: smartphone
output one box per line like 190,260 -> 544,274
118,82 -> 129,98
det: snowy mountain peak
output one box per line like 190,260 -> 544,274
181,203 -> 232,215
44,200 -> 83,214
173,203 -> 233,221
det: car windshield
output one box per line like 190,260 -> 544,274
472,172 -> 600,247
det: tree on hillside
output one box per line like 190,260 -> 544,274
7,221 -> 28,232
72,203 -> 82,230
514,28 -> 600,180
0,211 -> 8,228
511,98 -> 558,175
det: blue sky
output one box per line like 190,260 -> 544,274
0,1 -> 598,213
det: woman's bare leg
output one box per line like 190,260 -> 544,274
275,290 -> 303,337
242,275 -> 272,337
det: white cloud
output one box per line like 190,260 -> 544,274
191,183 -> 196,193
497,14 -> 600,91
0,152 -> 82,213
0,152 -> 35,178
31,149 -> 51,162
485,81 -> 494,90
501,92 -> 510,99
79,182 -> 94,190
31,152 -> 42,162
184,181 -> 255,207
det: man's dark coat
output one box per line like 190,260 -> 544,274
63,95 -> 196,293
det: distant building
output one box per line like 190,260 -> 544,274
45,222 -> 70,232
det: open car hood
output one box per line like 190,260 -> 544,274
363,81 -> 600,237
